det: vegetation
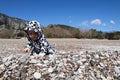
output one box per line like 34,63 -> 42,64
43,24 -> 80,38
0,13 -> 120,40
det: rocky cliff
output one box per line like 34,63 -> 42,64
0,13 -> 28,30
0,13 -> 28,38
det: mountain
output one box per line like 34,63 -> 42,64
0,13 -> 28,29
43,24 -> 80,38
0,13 -> 119,39
0,13 -> 29,38
0,13 -> 81,38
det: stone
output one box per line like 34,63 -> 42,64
33,72 -> 41,79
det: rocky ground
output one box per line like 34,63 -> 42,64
0,38 -> 120,80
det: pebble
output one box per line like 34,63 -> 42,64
0,50 -> 119,79
33,72 -> 41,79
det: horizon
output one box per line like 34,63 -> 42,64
1,0 -> 120,32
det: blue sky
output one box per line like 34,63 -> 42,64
1,0 -> 120,32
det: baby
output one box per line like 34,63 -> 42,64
23,20 -> 55,56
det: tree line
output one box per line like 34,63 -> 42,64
0,13 -> 120,40
0,24 -> 120,40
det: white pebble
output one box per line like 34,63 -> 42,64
33,72 -> 41,79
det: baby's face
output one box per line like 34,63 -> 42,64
28,31 -> 39,40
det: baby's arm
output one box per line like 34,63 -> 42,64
23,40 -> 32,53
41,38 -> 55,55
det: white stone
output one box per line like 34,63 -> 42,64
48,67 -> 54,73
35,63 -> 42,66
95,54 -> 99,59
30,59 -> 38,63
78,68 -> 82,73
99,62 -> 104,67
43,60 -> 49,64
2,57 -> 8,62
114,66 -> 120,74
33,72 -> 41,79
4,61 -> 11,66
39,53 -> 45,57
101,75 -> 107,80
0,64 -> 5,70
59,72 -> 65,78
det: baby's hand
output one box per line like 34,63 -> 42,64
23,48 -> 30,53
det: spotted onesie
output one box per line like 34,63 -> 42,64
24,20 -> 55,55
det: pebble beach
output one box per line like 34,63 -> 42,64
0,39 -> 120,80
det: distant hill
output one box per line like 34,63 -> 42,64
0,13 -> 28,29
43,24 -> 80,38
0,13 -> 81,38
0,13 -> 28,38
0,13 -> 120,39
